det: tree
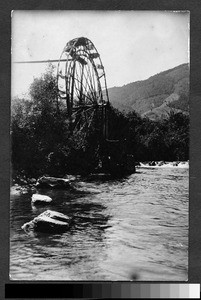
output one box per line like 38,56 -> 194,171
11,64 -> 103,178
163,112 -> 189,161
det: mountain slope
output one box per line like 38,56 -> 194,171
108,63 -> 189,120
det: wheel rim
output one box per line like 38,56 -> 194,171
57,37 -> 109,133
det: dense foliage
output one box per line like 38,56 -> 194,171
107,107 -> 189,162
11,66 -> 189,180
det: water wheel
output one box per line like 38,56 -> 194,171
57,37 -> 109,138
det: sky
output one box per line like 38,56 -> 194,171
11,10 -> 189,98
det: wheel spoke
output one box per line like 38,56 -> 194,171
57,37 -> 109,134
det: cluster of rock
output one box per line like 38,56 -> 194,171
11,184 -> 30,196
11,176 -> 77,196
21,176 -> 76,234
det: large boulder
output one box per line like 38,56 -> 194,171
31,194 -> 52,205
36,176 -> 73,189
22,210 -> 71,233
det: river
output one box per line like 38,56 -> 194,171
10,166 -> 188,281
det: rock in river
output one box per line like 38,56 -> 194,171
22,210 -> 71,233
31,194 -> 52,205
36,176 -> 73,189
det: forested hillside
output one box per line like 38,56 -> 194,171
108,63 -> 189,120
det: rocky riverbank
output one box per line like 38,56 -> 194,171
10,161 -> 189,195
10,175 -> 73,196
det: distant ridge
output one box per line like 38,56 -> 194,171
108,63 -> 189,120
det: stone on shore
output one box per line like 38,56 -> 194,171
36,176 -> 72,189
22,210 -> 71,233
31,194 -> 52,205
10,185 -> 28,195
29,178 -> 37,184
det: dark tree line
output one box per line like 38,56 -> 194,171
107,106 -> 189,163
11,66 -> 189,180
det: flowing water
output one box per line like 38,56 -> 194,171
10,167 -> 188,281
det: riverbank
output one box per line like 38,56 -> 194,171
10,161 -> 189,196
